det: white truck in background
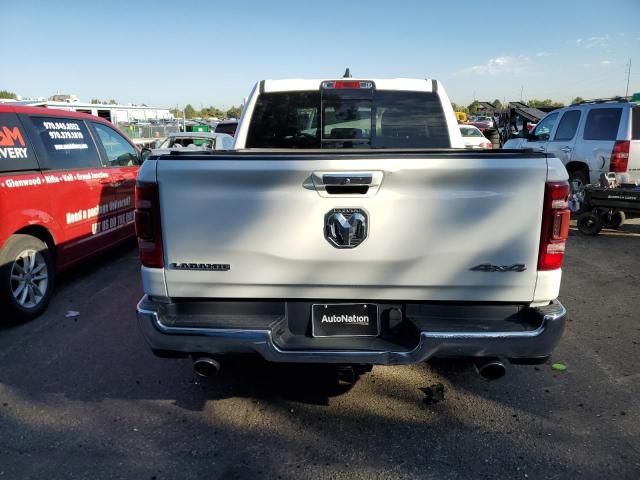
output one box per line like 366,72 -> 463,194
135,77 -> 570,381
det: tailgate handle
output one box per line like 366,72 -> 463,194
321,174 -> 373,194
310,171 -> 383,196
321,174 -> 373,186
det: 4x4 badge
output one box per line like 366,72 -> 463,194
470,264 -> 526,272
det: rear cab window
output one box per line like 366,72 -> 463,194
583,108 -> 622,141
246,86 -> 450,149
23,116 -> 102,170
0,113 -> 39,173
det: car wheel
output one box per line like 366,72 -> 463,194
577,211 -> 603,236
569,169 -> 589,192
601,209 -> 625,229
0,234 -> 55,323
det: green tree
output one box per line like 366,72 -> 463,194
451,103 -> 468,114
527,99 -> 565,108
0,90 -> 17,99
492,99 -> 503,110
108,99 -> 118,105
201,106 -> 224,118
571,96 -> 584,105
225,105 -> 243,119
467,101 -> 481,115
184,104 -> 197,118
90,98 -> 104,104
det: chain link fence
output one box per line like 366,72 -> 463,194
116,123 -> 181,140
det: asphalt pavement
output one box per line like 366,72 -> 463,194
1,222 -> 639,480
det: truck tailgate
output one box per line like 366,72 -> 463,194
156,153 -> 547,302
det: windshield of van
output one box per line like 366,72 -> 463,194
245,89 -> 450,149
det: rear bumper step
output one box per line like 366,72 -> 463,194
136,296 -> 566,365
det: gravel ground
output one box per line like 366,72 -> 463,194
1,221 -> 639,480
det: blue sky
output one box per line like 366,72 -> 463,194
2,0 -> 639,108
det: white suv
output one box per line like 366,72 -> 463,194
504,99 -> 639,188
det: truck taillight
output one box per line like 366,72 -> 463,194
135,181 -> 164,268
538,181 -> 570,270
610,140 -> 630,172
480,142 -> 493,149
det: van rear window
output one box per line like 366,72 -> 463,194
0,113 -> 39,173
633,106 -> 640,140
246,89 -> 450,149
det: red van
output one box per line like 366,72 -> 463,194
0,105 -> 141,321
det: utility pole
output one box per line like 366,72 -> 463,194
520,86 -> 524,102
625,58 -> 632,97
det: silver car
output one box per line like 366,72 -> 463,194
151,132 -> 234,154
504,99 -> 639,188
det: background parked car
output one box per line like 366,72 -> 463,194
0,105 -> 142,321
151,132 -> 234,154
467,115 -> 495,131
459,125 -> 493,149
503,99 -> 639,189
214,120 -> 239,137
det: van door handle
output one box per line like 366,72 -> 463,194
538,146 -> 546,152
111,176 -> 126,187
98,178 -> 112,185
560,146 -> 572,153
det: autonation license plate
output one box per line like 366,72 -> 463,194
312,303 -> 379,337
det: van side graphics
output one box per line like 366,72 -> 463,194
0,125 -> 28,159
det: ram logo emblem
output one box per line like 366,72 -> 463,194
324,208 -> 368,249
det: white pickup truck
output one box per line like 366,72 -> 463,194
135,78 -> 570,380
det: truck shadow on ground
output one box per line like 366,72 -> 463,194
186,356 -> 481,409
191,358 -> 363,406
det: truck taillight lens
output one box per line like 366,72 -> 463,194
538,181 -> 570,271
610,140 -> 630,172
135,181 -> 164,268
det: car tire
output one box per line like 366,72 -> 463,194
569,169 -> 590,191
0,234 -> 55,323
602,209 -> 625,229
577,211 -> 603,236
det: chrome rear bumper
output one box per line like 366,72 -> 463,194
136,296 -> 566,365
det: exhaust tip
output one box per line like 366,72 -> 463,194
474,358 -> 506,381
193,357 -> 221,378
